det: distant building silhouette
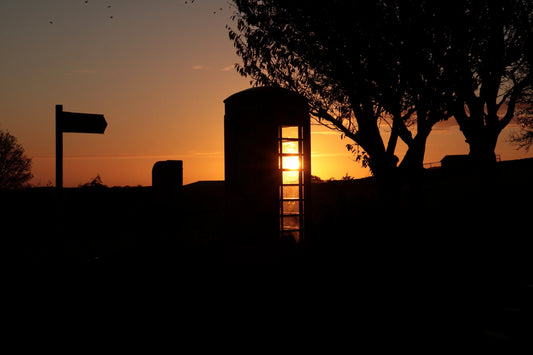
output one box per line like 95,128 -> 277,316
152,160 -> 183,208
441,154 -> 502,170
224,87 -> 311,253
440,155 -> 471,170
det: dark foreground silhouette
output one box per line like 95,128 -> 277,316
3,159 -> 532,266
1,158 -> 531,348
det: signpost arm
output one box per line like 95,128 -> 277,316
55,105 -> 107,192
56,104 -> 63,190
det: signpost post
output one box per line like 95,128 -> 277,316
55,105 -> 107,190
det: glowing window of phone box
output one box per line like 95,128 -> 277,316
281,126 -> 299,139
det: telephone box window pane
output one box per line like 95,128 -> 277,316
282,126 -> 299,139
281,141 -> 299,154
283,200 -> 300,214
282,171 -> 299,185
283,216 -> 300,230
281,231 -> 300,244
282,186 -> 299,199
282,156 -> 300,170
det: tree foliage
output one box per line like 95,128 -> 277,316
228,0 -> 455,180
0,130 -> 33,189
510,96 -> 533,151
228,0 -> 533,178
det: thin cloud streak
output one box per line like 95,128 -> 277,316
32,151 -> 224,160
69,69 -> 97,74
311,130 -> 340,135
311,152 -> 352,158
219,65 -> 234,72
192,64 -> 234,71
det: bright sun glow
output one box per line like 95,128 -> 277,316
281,140 -> 300,170
283,156 -> 300,170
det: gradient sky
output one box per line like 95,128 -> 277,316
1,0 -> 531,187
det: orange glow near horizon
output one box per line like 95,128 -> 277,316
26,119 -> 533,187
2,2 -> 532,188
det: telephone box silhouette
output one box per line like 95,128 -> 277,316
224,87 -> 311,248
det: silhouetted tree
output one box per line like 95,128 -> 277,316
228,1 -> 454,189
388,1 -> 457,174
311,175 -> 324,183
445,0 -> 533,166
510,99 -> 533,150
229,0 -> 533,179
0,130 -> 33,189
78,174 -> 107,188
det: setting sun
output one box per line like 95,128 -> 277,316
282,155 -> 300,170
280,132 -> 301,171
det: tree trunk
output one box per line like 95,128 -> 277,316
366,150 -> 400,203
396,129 -> 431,204
454,101 -> 500,169
467,132 -> 498,167
398,110 -> 434,180
399,132 -> 429,174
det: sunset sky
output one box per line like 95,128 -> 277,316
1,0 -> 532,187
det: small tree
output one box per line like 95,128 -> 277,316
78,174 -> 107,188
0,130 -> 33,189
510,86 -> 533,150
511,117 -> 533,151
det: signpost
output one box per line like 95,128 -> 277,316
56,105 -> 107,190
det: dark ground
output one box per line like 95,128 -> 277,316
1,158 -> 532,348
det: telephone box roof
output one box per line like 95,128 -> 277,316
224,86 -> 307,105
